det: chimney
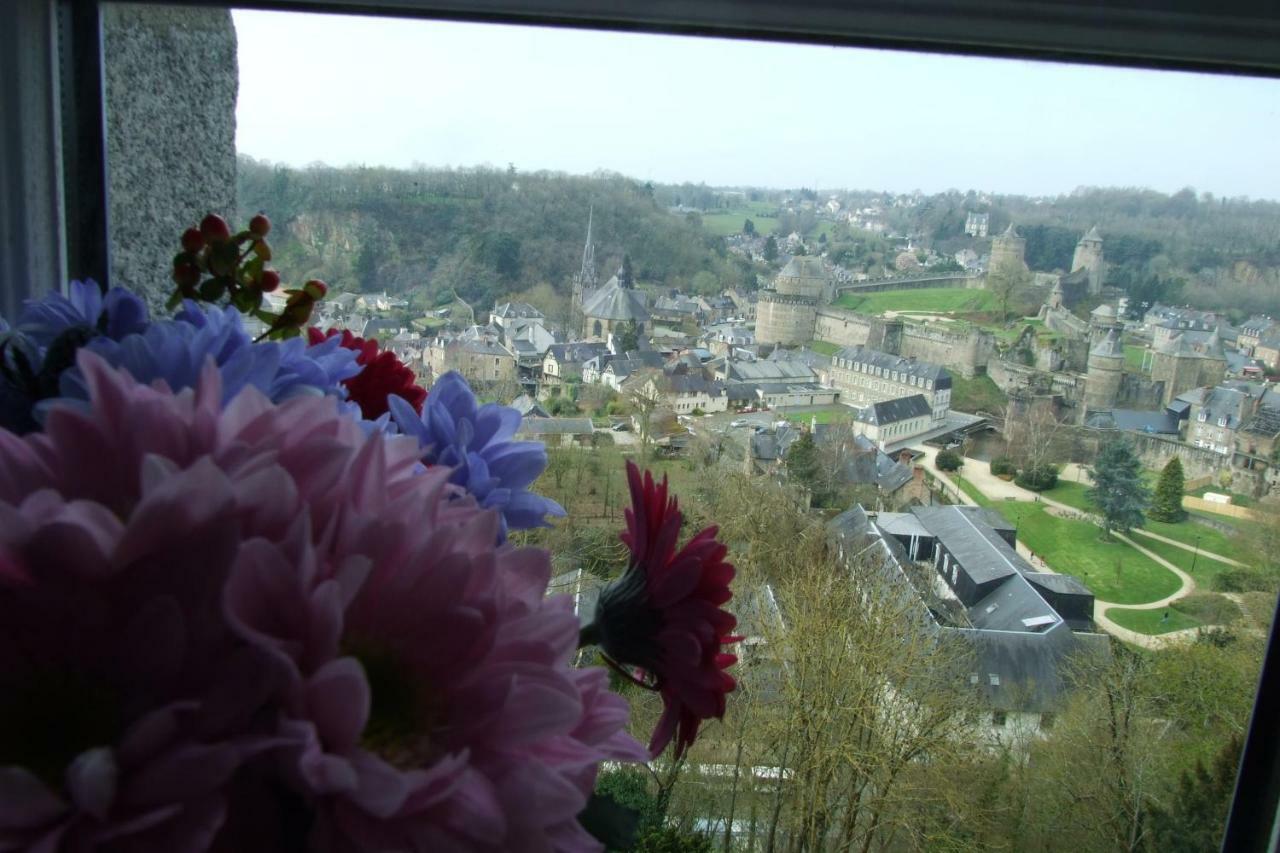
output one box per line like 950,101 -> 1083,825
899,449 -> 913,465
913,465 -> 925,484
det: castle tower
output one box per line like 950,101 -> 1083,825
756,256 -> 827,346
1085,329 -> 1124,411
989,223 -> 1027,274
1072,224 -> 1105,295
1150,330 -> 1228,406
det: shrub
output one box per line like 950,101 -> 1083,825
936,449 -> 963,471
1015,462 -> 1059,492
1175,592 -> 1241,625
991,456 -> 1018,477
1214,567 -> 1277,593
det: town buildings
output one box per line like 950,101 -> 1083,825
828,347 -> 952,422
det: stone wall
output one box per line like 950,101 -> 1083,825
103,4 -> 238,307
814,306 -> 894,350
1127,433 -> 1235,482
899,323 -> 993,379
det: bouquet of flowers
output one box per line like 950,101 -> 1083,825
0,215 -> 737,852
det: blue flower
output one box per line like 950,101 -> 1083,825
55,302 -> 363,408
18,279 -> 147,349
389,371 -> 565,539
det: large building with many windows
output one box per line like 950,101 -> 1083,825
829,346 -> 952,422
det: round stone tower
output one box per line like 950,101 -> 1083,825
1085,329 -> 1124,411
755,256 -> 829,346
989,223 -> 1027,273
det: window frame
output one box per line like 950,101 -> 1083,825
8,1 -> 1280,849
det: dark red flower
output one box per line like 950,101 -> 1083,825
307,327 -> 427,420
593,461 -> 737,759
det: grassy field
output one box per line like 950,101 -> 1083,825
1041,480 -> 1094,512
1140,516 -> 1252,564
949,374 -> 1008,415
1123,344 -> 1149,373
833,287 -> 998,315
953,475 -> 988,506
1105,606 -> 1202,635
1127,533 -> 1234,588
809,340 -> 842,356
781,406 -> 856,425
700,212 -> 780,237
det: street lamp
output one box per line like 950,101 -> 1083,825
1191,535 -> 1201,575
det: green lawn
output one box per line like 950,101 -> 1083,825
1125,534 -> 1233,587
701,212 -> 780,237
1139,516 -> 1251,564
1041,480 -> 1094,513
809,340 -> 841,356
952,475 -> 988,506
780,406 -> 856,425
1123,344 -> 1148,373
833,287 -> 997,315
949,374 -> 1008,415
1105,606 -> 1202,635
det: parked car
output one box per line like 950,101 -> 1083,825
730,419 -> 748,428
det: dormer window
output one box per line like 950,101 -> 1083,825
1199,412 -> 1208,422
1219,416 -> 1229,427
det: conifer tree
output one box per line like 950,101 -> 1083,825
1148,457 -> 1187,522
1087,436 -> 1150,539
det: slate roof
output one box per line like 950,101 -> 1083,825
832,346 -> 951,389
826,506 -> 1110,713
510,394 -> 550,419
856,394 -> 932,426
725,360 -> 816,384
492,302 -> 544,320
768,346 -> 833,371
1080,224 -> 1102,242
911,505 -> 1032,587
545,342 -> 608,365
582,277 -> 649,322
776,255 -> 828,281
1084,408 -> 1181,434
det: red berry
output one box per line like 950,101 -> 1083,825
249,214 -> 271,237
181,227 -> 205,253
303,279 -> 328,299
200,213 -> 231,243
259,270 -> 281,292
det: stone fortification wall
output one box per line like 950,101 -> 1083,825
813,307 -> 897,350
104,5 -> 238,307
900,323 -> 993,379
1127,433 -> 1234,482
1116,374 -> 1165,409
1043,305 -> 1088,339
988,359 -> 1085,408
756,292 -> 818,346
833,271 -> 979,297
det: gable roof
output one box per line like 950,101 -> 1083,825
832,345 -> 951,388
582,277 -> 650,322
856,394 -> 932,426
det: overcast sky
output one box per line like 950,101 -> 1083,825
234,10 -> 1280,200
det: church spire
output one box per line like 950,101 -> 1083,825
576,205 -> 598,290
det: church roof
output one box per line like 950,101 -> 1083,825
582,277 -> 650,323
1081,224 -> 1103,243
1090,329 -> 1124,358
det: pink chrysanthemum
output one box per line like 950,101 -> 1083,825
592,462 -> 738,759
0,352 -> 643,851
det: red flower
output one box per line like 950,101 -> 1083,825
307,327 -> 427,420
593,461 -> 738,759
